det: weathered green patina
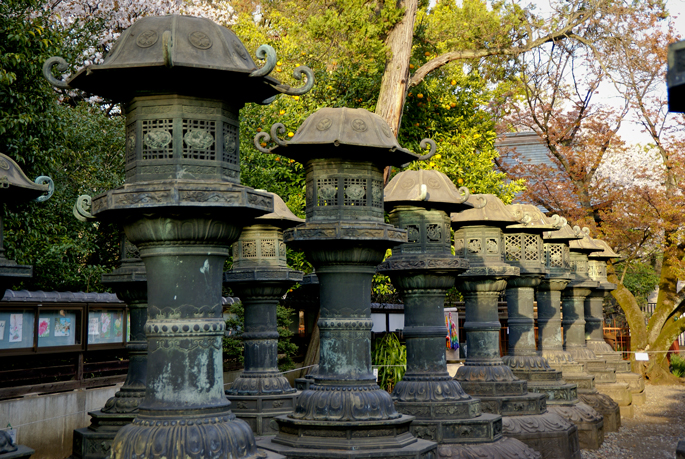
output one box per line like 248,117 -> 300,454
43,14 -> 315,459
224,192 -> 303,435
380,170 -> 543,458
501,207 -> 604,450
452,195 -> 581,459
255,107 -> 437,459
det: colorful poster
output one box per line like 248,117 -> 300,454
114,315 -> 123,338
100,313 -> 112,338
9,314 -> 22,343
55,317 -> 71,337
0,321 -> 6,340
38,318 -> 50,338
88,317 -> 99,335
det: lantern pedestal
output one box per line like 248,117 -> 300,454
380,257 -> 541,459
501,277 -> 604,450
585,282 -> 645,405
258,228 -> 436,459
224,270 -> 302,436
93,186 -> 281,459
561,284 -> 634,418
71,256 -> 148,459
454,274 -> 579,459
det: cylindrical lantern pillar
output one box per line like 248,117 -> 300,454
254,108 -> 437,459
565,231 -> 633,417
224,192 -> 304,435
502,206 -> 604,449
452,195 -> 579,459
586,239 -> 645,405
539,223 -> 621,432
379,171 -> 541,459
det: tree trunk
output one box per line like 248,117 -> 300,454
608,264 -> 647,374
648,243 -> 685,345
376,0 -> 418,183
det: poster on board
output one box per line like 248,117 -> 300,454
55,317 -> 71,337
9,314 -> 22,343
38,318 -> 50,338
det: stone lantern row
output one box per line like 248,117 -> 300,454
28,13 -> 642,459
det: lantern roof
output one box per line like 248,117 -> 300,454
569,229 -> 602,253
255,108 -> 434,167
450,194 -> 518,228
43,15 -> 311,104
505,204 -> 561,231
542,218 -> 584,242
0,153 -> 53,203
254,192 -> 304,229
588,239 -> 621,260
384,169 -> 471,212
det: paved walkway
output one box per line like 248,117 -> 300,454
581,383 -> 685,459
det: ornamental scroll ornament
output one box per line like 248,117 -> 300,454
249,44 -> 315,98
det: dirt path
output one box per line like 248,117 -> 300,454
581,383 -> 685,459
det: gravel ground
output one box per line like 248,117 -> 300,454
581,383 -> 685,459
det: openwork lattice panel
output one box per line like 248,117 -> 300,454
406,225 -> 420,243
261,239 -> 276,257
317,178 -> 338,206
524,234 -> 540,261
142,119 -> 174,159
468,238 -> 482,253
371,180 -> 383,208
182,119 -> 216,160
547,244 -> 564,268
426,224 -> 442,242
486,238 -> 499,254
242,241 -> 257,258
505,235 -> 522,261
222,122 -> 239,165
343,178 -> 367,206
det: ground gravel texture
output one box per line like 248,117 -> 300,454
580,383 -> 685,459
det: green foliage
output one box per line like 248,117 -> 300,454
372,333 -> 406,393
222,302 -> 299,372
1,0 -> 122,292
670,354 -> 685,378
618,261 -> 660,309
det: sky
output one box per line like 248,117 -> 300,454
528,0 -> 685,146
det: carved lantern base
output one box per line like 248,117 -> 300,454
454,276 -> 580,459
501,279 -> 604,450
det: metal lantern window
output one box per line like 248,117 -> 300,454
124,96 -> 240,183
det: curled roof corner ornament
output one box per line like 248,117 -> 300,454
510,207 -> 532,225
253,122 -> 289,153
34,176 -> 54,202
73,195 -> 96,222
457,186 -> 470,204
250,44 -> 277,78
42,57 -> 72,90
582,226 -> 591,236
401,138 -> 437,167
271,65 -> 315,96
410,184 -> 428,201
549,214 -> 563,229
